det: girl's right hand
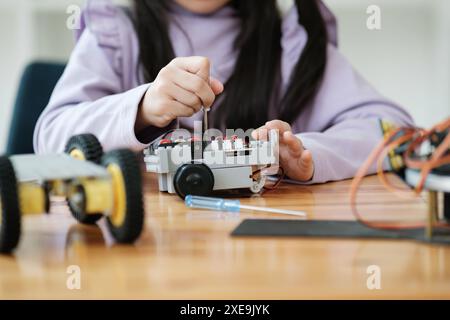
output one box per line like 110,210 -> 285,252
136,56 -> 224,131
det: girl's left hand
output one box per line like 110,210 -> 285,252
252,120 -> 315,182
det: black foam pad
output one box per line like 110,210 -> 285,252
231,219 -> 450,245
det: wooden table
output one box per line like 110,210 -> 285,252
1,173 -> 449,299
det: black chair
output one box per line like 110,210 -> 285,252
6,62 -> 66,155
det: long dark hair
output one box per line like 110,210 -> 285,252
134,0 -> 328,130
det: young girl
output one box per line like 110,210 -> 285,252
34,0 -> 413,183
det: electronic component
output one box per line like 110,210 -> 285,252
351,117 -> 450,240
144,129 -> 280,199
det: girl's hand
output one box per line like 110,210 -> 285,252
252,120 -> 315,182
136,56 -> 224,131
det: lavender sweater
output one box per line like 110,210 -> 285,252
33,0 -> 413,183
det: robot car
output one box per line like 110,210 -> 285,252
144,129 -> 279,199
0,134 -> 144,254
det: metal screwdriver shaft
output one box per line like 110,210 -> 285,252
203,107 -> 209,134
238,204 -> 307,217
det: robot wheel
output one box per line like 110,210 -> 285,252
102,149 -> 144,243
173,163 -> 215,199
0,156 -> 21,254
65,134 -> 104,224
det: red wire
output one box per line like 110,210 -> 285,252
263,167 -> 285,191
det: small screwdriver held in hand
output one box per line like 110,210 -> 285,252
202,106 -> 209,134
185,195 -> 307,218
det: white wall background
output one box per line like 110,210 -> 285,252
0,0 -> 449,153
324,0 -> 450,127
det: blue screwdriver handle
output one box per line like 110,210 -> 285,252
185,195 -> 241,213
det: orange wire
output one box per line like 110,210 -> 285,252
350,118 -> 450,231
404,124 -> 450,193
376,131 -> 421,198
350,129 -> 425,230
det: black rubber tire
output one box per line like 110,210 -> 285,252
65,134 -> 103,164
173,163 -> 215,199
0,156 -> 21,254
102,150 -> 144,243
67,184 -> 103,225
65,134 -> 104,224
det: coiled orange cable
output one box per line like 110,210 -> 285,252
350,117 -> 450,231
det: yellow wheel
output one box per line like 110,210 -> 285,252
65,134 -> 103,164
0,156 -> 21,254
107,164 -> 126,228
67,184 -> 104,225
102,150 -> 144,243
65,134 -> 104,224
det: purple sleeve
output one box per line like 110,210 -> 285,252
281,7 -> 414,183
33,1 -> 168,154
294,45 -> 414,184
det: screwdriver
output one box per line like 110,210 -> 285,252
203,106 -> 209,134
185,195 -> 307,218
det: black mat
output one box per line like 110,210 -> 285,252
231,219 -> 450,245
